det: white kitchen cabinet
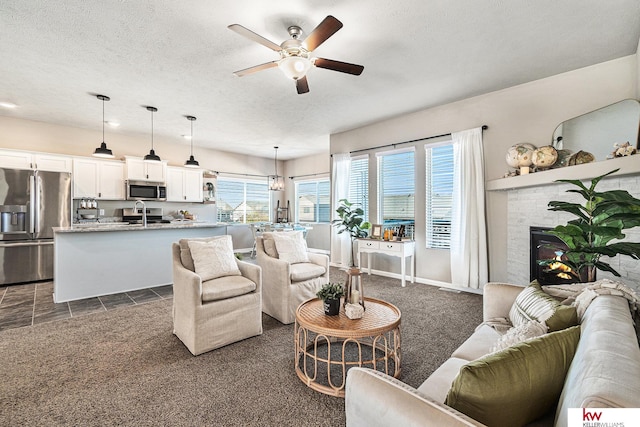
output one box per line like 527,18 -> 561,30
34,153 -> 73,172
166,166 -> 203,202
0,149 -> 72,172
0,149 -> 33,169
73,158 -> 125,199
125,156 -> 167,182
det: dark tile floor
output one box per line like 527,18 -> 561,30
0,281 -> 173,332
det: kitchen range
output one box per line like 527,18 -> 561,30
0,167 -> 71,285
120,207 -> 171,225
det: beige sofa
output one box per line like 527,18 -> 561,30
345,282 -> 640,427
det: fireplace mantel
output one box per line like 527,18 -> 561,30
487,154 -> 640,191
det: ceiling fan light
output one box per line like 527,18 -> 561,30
93,141 -> 114,158
278,56 -> 311,80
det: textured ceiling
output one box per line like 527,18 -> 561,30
0,1 -> 639,160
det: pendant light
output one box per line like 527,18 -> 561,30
143,106 -> 161,162
184,115 -> 199,168
92,95 -> 114,158
268,146 -> 284,191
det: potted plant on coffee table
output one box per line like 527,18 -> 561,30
316,283 -> 345,316
538,169 -> 640,282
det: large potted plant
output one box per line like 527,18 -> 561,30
539,169 -> 640,282
316,283 -> 345,315
332,198 -> 370,267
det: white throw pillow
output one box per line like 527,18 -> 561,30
491,320 -> 548,353
270,231 -> 309,264
187,235 -> 241,281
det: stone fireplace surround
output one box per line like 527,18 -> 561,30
500,167 -> 640,293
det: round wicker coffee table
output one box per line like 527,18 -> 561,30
294,297 -> 401,397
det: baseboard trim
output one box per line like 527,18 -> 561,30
357,268 -> 483,295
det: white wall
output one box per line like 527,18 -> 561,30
329,55 -> 638,285
0,115 -> 278,176
0,115 -> 288,250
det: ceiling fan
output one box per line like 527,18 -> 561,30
228,15 -> 364,94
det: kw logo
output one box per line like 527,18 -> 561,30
583,408 -> 603,421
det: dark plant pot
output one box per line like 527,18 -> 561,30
578,265 -> 597,283
323,298 -> 340,316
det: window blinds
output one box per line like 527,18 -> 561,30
425,144 -> 453,248
216,178 -> 269,223
377,150 -> 415,225
296,179 -> 330,223
349,156 -> 369,220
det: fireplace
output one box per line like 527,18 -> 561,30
529,226 -> 573,285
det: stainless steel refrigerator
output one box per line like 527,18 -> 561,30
0,168 -> 71,285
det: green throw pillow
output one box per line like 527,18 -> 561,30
445,325 -> 580,427
509,281 -> 578,332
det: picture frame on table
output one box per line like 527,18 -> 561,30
371,224 -> 383,239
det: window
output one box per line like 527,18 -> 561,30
296,179 -> 330,223
377,150 -> 415,237
349,156 -> 369,220
425,143 -> 453,248
216,178 -> 269,223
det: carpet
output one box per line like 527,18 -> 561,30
0,270 -> 482,426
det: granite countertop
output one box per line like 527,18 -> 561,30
54,221 -> 224,233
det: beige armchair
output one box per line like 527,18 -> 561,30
172,237 -> 263,355
256,233 -> 329,324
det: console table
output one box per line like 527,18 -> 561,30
357,239 -> 415,287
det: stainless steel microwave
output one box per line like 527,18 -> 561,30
126,180 -> 167,201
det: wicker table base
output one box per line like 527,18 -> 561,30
294,297 -> 401,397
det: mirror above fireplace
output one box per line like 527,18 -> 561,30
551,99 -> 640,162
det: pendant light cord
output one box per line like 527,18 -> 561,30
274,146 -> 278,176
102,98 -> 105,143
150,110 -> 154,150
190,119 -> 194,156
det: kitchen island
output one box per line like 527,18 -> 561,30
53,222 -> 227,302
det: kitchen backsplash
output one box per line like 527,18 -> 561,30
72,199 -> 217,222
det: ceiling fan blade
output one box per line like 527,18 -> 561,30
302,15 -> 343,51
233,61 -> 279,77
296,76 -> 310,94
313,58 -> 364,75
228,24 -> 282,52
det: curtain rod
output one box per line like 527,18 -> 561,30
288,172 -> 330,180
347,125 -> 488,155
213,171 -> 268,179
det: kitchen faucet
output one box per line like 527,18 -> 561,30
133,200 -> 147,227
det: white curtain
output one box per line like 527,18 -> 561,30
331,153 -> 352,267
450,127 -> 488,289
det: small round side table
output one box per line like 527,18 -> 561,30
294,297 -> 401,397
